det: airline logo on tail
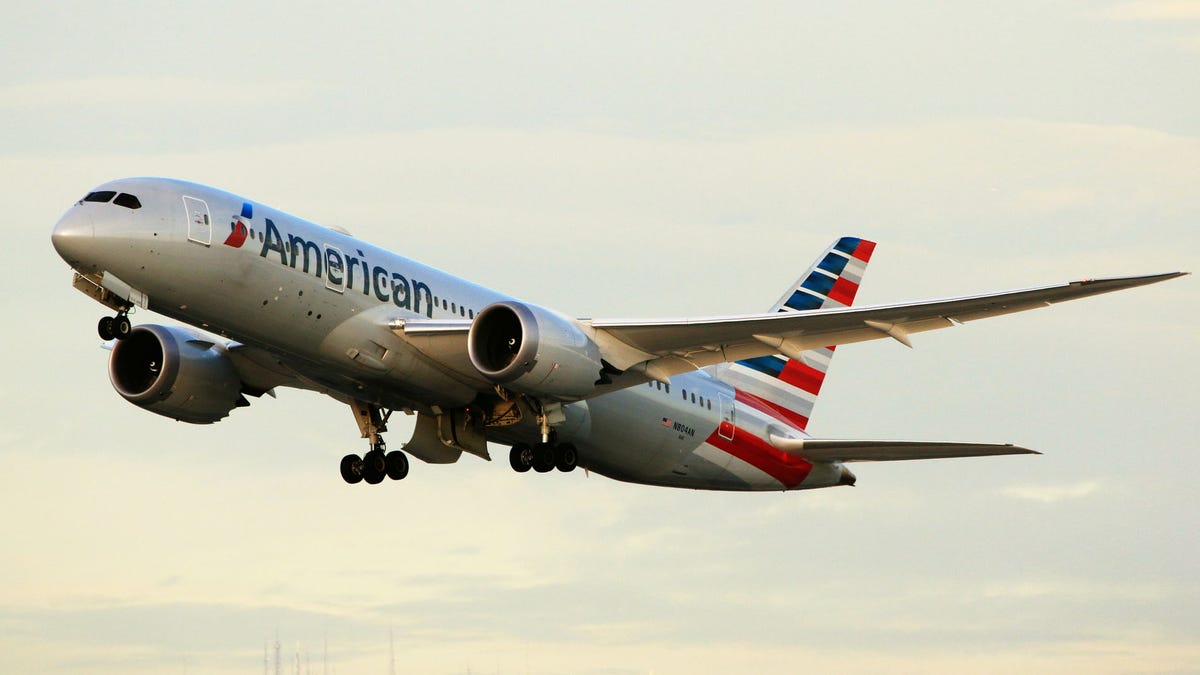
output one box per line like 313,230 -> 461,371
724,236 -> 877,432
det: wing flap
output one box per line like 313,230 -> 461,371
768,434 -> 1039,462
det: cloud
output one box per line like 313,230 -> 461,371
1001,481 -> 1103,503
980,579 -> 1169,602
1104,1 -> 1200,20
0,77 -> 321,110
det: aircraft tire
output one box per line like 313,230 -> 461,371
340,454 -> 364,484
98,316 -> 115,340
113,315 -> 132,339
385,450 -> 409,480
510,444 -> 533,473
363,449 -> 386,484
555,443 -> 578,473
533,444 -> 555,473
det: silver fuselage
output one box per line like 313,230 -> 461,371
52,177 -> 839,491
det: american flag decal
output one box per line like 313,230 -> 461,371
661,417 -> 673,427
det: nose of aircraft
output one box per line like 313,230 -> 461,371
51,207 -> 94,266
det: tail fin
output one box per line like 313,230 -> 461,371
714,236 -> 875,431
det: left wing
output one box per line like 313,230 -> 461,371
590,272 -> 1184,372
392,272 -> 1185,395
767,435 -> 1039,462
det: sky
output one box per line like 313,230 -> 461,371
2,1 -> 1198,673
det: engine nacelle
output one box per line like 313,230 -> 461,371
467,301 -> 604,400
109,324 -> 247,424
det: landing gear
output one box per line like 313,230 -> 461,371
97,312 -> 132,341
362,448 -> 387,484
509,443 -> 534,472
341,439 -> 408,486
340,454 -> 364,484
509,441 -> 578,475
555,443 -> 578,473
385,450 -> 409,480
341,401 -> 410,485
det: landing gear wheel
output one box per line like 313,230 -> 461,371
362,449 -> 386,484
509,444 -> 534,473
533,443 -> 556,473
98,316 -> 115,340
385,450 -> 409,480
340,454 -> 364,484
555,443 -> 578,473
113,315 -> 132,339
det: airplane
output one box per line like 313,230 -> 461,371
50,177 -> 1186,491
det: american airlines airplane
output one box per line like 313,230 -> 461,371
50,178 -> 1185,491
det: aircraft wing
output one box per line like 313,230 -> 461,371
588,272 -> 1186,379
392,272 -> 1184,394
767,435 -> 1039,462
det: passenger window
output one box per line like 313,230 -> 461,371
655,381 -> 661,390
113,193 -> 141,209
84,191 -> 116,203
691,393 -> 696,404
442,299 -> 449,310
707,400 -> 712,410
451,302 -> 457,313
468,309 -> 474,319
682,389 -> 687,400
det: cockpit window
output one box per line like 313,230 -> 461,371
114,193 -> 142,209
84,191 -> 116,203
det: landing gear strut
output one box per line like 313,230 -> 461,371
97,311 -> 132,341
341,401 -> 409,485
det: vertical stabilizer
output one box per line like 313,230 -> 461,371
713,237 -> 875,431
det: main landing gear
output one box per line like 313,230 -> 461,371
97,311 -> 132,341
340,439 -> 409,485
509,441 -> 578,474
341,400 -> 409,485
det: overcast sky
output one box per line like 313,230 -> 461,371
2,2 -> 1198,673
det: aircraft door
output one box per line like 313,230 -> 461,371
718,393 -> 735,440
183,196 -> 211,245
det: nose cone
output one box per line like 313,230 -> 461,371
51,207 -> 94,266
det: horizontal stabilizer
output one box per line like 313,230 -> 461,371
767,434 -> 1039,462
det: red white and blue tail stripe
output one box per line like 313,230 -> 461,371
713,237 -> 875,431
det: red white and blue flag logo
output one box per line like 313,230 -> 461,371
223,202 -> 253,248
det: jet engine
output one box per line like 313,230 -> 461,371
108,324 -> 247,424
468,301 -> 604,400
